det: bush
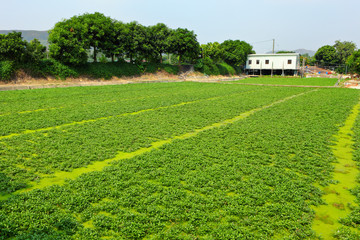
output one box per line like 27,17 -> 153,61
142,63 -> 179,75
19,59 -> 78,80
202,57 -> 220,75
41,59 -> 79,79
233,65 -> 243,74
217,62 -> 236,75
74,62 -> 141,80
74,62 -> 179,80
1,60 -> 180,81
0,61 -> 15,81
195,58 -> 236,76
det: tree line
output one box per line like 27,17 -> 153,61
0,12 -> 256,80
2,12 -> 360,80
48,12 -> 255,72
302,40 -> 360,74
48,12 -> 201,65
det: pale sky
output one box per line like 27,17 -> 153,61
1,0 -> 359,53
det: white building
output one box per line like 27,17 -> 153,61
245,53 -> 300,76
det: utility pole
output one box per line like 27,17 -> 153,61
302,58 -> 306,78
272,39 -> 275,54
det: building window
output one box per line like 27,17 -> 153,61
265,60 -> 269,64
248,60 -> 252,65
256,60 -> 260,64
288,60 -> 292,64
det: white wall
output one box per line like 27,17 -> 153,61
245,54 -> 300,70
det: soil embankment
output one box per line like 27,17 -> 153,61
0,73 -> 243,91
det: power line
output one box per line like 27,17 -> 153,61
250,39 -> 274,45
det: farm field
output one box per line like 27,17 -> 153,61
1,82 -> 360,239
233,77 -> 338,86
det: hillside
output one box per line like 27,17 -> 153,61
0,30 -> 48,46
294,48 -> 315,56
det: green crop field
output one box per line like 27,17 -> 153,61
233,77 -> 338,86
1,82 -> 360,239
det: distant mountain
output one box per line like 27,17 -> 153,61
0,30 -> 49,46
293,49 -> 315,57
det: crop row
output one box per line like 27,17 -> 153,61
0,86 -> 359,239
334,103 -> 360,239
0,83 -> 267,136
233,77 -> 338,86
0,86 -> 307,195
0,82 -> 256,113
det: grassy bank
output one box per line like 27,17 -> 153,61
0,60 -> 181,81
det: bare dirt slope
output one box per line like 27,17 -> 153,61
0,72 -> 243,91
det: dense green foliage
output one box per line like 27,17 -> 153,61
333,40 -> 356,64
197,58 -> 236,76
347,50 -> 360,75
27,39 -> 47,62
19,59 -> 79,80
147,23 -> 172,63
196,41 -> 251,75
314,40 -> 358,73
1,13 -> 255,79
0,32 -> 28,63
48,13 -> 201,66
234,77 -> 338,86
0,28 -> 180,81
46,12 -> 253,76
74,62 -> 140,79
0,31 -> 80,80
48,15 -> 92,65
300,53 -> 313,66
314,45 -> 338,66
18,61 -> 178,80
217,63 -> 236,75
0,61 -> 15,80
201,42 -> 223,64
220,40 -> 255,67
167,28 -> 200,65
73,62 -> 178,79
0,83 -> 359,239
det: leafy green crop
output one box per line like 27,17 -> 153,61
0,82 -> 359,239
233,77 -> 338,86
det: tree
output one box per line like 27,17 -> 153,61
167,28 -> 200,66
123,21 -> 147,63
147,23 -> 171,63
347,50 -> 360,75
220,40 -> 255,67
103,20 -> 127,62
48,12 -> 115,64
48,17 -> 88,65
334,40 -> 357,64
314,45 -> 338,66
77,12 -> 114,62
201,42 -> 223,64
27,39 -> 47,61
0,31 -> 27,62
300,53 -> 313,66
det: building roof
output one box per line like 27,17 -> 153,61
248,53 -> 300,57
